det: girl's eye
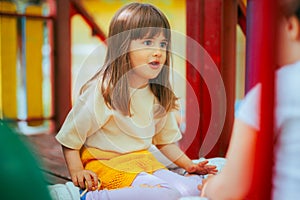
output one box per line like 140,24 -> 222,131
143,40 -> 153,46
160,42 -> 168,48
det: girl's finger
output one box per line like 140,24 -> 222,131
198,160 -> 209,166
91,173 -> 99,189
198,184 -> 203,190
77,175 -> 86,189
83,174 -> 94,190
71,175 -> 79,187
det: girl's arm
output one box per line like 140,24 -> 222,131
62,146 -> 99,191
156,143 -> 217,175
201,119 -> 257,199
156,143 -> 193,170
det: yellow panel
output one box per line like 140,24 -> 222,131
236,25 -> 246,100
25,5 -> 44,126
81,0 -> 186,36
0,2 -> 18,119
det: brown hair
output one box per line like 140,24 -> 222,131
280,0 -> 300,19
97,2 -> 178,116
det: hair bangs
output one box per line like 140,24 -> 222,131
126,4 -> 171,41
131,27 -> 171,41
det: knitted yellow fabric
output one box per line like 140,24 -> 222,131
80,147 -> 166,190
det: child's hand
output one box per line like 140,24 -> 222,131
71,169 -> 99,191
186,160 -> 218,175
198,174 -> 214,196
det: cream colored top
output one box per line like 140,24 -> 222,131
56,78 -> 182,153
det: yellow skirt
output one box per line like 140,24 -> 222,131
80,147 -> 166,190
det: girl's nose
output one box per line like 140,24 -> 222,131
152,49 -> 162,57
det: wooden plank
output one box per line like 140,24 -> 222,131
183,0 -> 225,159
24,133 -> 71,184
183,0 -> 236,159
181,0 -> 204,159
217,0 -> 237,157
201,0 -> 223,158
54,0 -> 72,131
25,5 -> 44,126
0,2 -> 18,119
247,0 -> 276,198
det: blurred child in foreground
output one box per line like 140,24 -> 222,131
200,0 -> 300,199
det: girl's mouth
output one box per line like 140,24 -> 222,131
149,61 -> 160,69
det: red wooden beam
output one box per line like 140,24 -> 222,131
217,0 -> 237,157
182,0 -> 206,159
201,0 -> 223,158
53,0 -> 72,131
183,0 -> 234,159
70,0 -> 106,42
238,0 -> 247,35
0,12 -> 54,20
246,0 -> 277,198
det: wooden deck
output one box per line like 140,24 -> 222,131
24,133 -> 71,185
23,132 -> 185,185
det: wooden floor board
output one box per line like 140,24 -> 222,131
22,132 -> 184,185
23,133 -> 71,184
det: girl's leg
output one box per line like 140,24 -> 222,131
153,169 -> 203,197
85,172 -> 181,200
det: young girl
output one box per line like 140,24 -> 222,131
200,0 -> 300,199
55,2 -> 216,200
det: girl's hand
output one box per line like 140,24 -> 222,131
71,169 -> 99,191
186,160 -> 218,175
198,174 -> 214,196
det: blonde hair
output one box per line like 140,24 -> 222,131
95,3 -> 178,116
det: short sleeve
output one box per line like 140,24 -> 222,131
153,112 -> 182,145
55,79 -> 109,149
236,84 -> 261,131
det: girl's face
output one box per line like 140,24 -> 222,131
128,32 -> 168,88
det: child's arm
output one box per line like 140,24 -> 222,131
62,146 -> 99,191
156,143 -> 217,175
200,119 -> 257,199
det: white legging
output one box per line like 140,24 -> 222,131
85,169 -> 203,200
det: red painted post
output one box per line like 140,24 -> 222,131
246,0 -> 277,198
182,0 -> 204,159
53,0 -> 72,131
70,0 -> 106,42
217,0 -> 237,157
183,0 -> 235,159
238,1 -> 247,35
201,1 -> 223,158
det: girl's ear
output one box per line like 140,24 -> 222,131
287,15 -> 300,40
